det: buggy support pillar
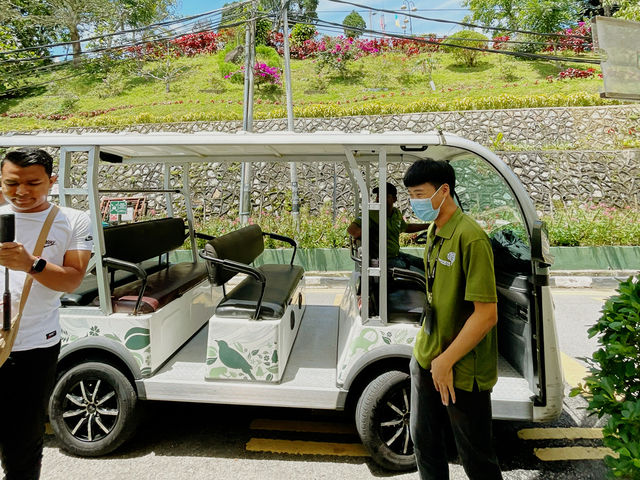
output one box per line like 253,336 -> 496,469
346,149 -> 376,323
240,6 -> 256,224
181,164 -> 198,263
281,1 -> 300,229
377,149 -> 388,324
86,146 -> 112,315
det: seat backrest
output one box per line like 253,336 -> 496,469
103,217 -> 186,263
204,224 -> 264,285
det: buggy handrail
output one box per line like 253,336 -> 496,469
262,231 -> 297,265
198,250 -> 267,320
102,257 -> 148,315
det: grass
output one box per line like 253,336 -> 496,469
0,49 -> 614,132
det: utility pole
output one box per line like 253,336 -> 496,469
240,1 -> 256,225
282,0 -> 300,229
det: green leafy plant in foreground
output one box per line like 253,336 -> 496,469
571,276 -> 640,479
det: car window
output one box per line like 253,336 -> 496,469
452,155 -> 530,247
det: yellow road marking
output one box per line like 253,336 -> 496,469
246,438 -> 369,457
45,423 -> 53,435
535,447 -> 617,461
518,428 -> 603,440
561,352 -> 588,389
250,418 -> 357,435
333,294 -> 344,306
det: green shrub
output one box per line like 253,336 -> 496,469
543,203 -> 640,247
255,45 -> 281,68
291,23 -> 316,46
443,30 -> 489,66
571,276 -> 640,479
255,17 -> 271,46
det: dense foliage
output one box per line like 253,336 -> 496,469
571,276 -> 640,479
443,30 -> 489,66
187,205 -> 640,249
342,10 -> 366,39
543,203 -> 640,247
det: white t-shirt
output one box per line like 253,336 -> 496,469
0,204 -> 93,351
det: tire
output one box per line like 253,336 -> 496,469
49,362 -> 139,457
355,370 -> 416,471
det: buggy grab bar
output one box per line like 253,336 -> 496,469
262,231 -> 297,265
198,250 -> 267,320
102,257 -> 148,315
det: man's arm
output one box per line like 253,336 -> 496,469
0,243 -> 91,293
347,221 -> 362,239
405,223 -> 430,233
429,301 -> 498,406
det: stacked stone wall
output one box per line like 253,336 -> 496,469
35,104 -> 640,217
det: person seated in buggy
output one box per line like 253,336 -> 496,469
347,182 -> 429,272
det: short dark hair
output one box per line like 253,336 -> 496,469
403,159 -> 456,197
372,182 -> 397,198
2,148 -> 54,177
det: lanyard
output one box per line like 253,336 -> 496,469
426,236 -> 444,302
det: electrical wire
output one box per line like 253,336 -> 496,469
302,16 -> 600,64
0,16 -> 261,95
324,0 -> 592,40
0,10 -> 251,67
0,1 -> 253,57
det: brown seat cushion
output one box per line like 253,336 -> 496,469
92,263 -> 208,314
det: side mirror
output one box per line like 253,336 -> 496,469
531,220 -> 554,267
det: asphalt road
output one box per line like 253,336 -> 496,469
37,287 -> 616,480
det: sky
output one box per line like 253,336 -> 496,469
175,0 -> 471,37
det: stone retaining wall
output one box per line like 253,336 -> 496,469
30,105 -> 640,216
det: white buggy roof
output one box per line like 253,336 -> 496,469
0,131 -> 490,164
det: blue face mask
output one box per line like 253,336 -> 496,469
410,185 -> 445,222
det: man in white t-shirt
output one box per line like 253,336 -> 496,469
0,148 -> 92,480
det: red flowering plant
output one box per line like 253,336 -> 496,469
315,36 -> 356,77
171,31 -> 224,56
492,35 -> 510,50
267,31 -> 323,60
224,63 -> 282,90
558,67 -> 596,79
546,22 -> 592,53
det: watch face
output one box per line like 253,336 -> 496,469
33,258 -> 47,273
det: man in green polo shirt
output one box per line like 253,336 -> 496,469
347,182 -> 428,271
403,159 -> 502,480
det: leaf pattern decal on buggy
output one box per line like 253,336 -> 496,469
124,327 -> 150,350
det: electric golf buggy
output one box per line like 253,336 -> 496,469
0,131 -> 562,471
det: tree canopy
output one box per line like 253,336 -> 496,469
462,0 -> 582,34
0,0 -> 175,66
342,10 -> 366,38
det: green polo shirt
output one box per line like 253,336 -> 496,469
354,208 -> 407,257
414,208 -> 498,392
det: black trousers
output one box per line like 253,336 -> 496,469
410,356 -> 503,480
0,343 -> 60,480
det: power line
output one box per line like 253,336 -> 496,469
0,1 -> 252,57
0,15 -> 260,95
304,16 -> 600,64
0,11 -> 250,67
325,0 -> 591,40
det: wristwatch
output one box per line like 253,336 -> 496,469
30,256 -> 47,274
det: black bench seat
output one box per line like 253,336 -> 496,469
200,224 -> 303,320
65,217 -> 208,314
216,264 -> 304,319
62,258 -> 168,307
